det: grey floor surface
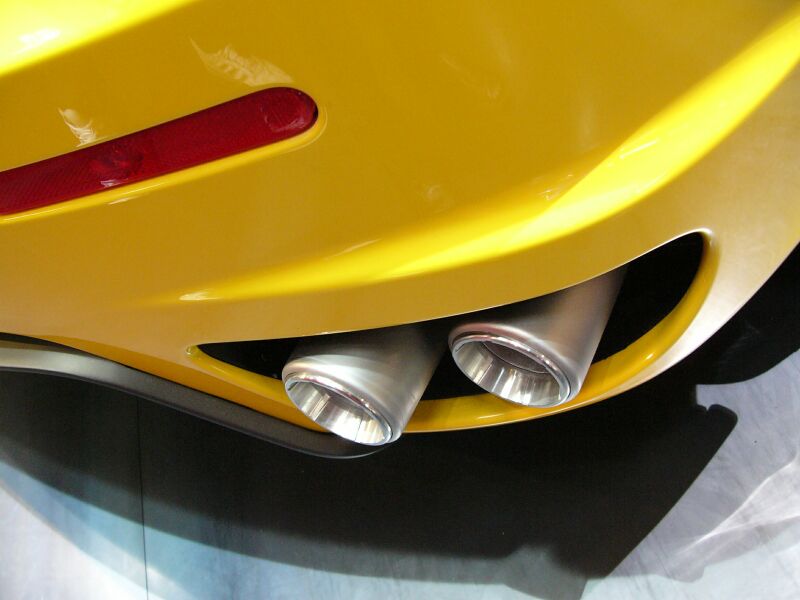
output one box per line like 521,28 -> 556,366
1,251 -> 798,599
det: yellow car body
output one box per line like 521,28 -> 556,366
1,1 -> 799,443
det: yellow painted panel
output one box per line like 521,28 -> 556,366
0,1 -> 798,433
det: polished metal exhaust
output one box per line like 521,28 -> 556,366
282,324 -> 442,445
449,268 -> 625,408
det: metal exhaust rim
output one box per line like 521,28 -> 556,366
450,332 -> 571,408
284,371 -> 393,445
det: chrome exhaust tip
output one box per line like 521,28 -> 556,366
282,324 -> 441,445
449,268 -> 625,408
450,333 -> 571,407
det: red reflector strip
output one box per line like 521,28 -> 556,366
0,87 -> 318,216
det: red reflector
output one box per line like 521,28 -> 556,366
0,87 -> 317,215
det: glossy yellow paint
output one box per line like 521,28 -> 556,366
0,0 -> 187,77
1,1 -> 799,434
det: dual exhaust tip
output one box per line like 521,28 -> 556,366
282,268 -> 624,446
282,324 -> 440,445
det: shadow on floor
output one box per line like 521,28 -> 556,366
0,245 -> 796,599
0,369 -> 736,599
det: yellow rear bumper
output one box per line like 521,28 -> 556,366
1,1 -> 799,433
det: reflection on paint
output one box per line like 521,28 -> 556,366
58,108 -> 99,146
180,289 -> 220,302
439,54 -> 502,100
191,40 -> 292,87
14,28 -> 60,55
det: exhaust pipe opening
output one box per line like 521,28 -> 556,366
450,334 -> 570,407
283,324 -> 442,445
449,267 -> 625,408
284,375 -> 392,446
